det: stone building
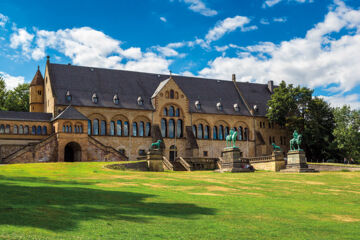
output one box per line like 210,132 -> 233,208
0,57 -> 288,163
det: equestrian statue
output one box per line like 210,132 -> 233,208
289,130 -> 303,151
150,140 -> 162,151
225,129 -> 238,148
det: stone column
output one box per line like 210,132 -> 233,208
282,150 -> 318,173
217,147 -> 254,173
147,149 -> 164,172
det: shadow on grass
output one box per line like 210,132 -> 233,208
0,176 -> 215,232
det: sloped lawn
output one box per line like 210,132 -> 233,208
0,162 -> 359,240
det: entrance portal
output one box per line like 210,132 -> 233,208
64,142 -> 81,162
169,145 -> 177,162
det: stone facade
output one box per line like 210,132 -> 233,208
0,59 -> 289,164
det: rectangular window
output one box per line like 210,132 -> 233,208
203,151 -> 208,157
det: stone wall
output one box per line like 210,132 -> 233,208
0,144 -> 25,160
87,137 -> 128,162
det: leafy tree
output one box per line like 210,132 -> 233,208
0,75 -> 7,110
4,83 -> 30,112
333,106 -> 360,162
267,81 -> 335,162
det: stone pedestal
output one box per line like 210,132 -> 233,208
282,150 -> 318,173
147,149 -> 164,172
216,148 -> 254,173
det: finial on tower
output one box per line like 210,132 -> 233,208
169,70 -> 172,79
46,55 -> 50,64
37,65 -> 40,71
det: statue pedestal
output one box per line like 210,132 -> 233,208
281,150 -> 318,173
147,149 -> 164,172
216,148 -> 254,173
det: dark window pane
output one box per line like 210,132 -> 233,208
5,125 -> 10,134
213,126 -> 217,140
170,90 -> 174,99
192,125 -> 197,138
88,120 -> 92,135
0,125 -> 4,134
169,106 -> 175,116
32,126 -> 36,135
13,125 -> 18,134
204,126 -> 209,139
176,119 -> 182,138
100,120 -> 106,135
238,127 -> 243,141
197,124 -> 203,139
139,121 -> 144,137
132,122 -> 138,136
145,122 -> 151,136
19,125 -> 24,134
124,121 -> 129,136
161,119 -> 167,138
169,119 -> 175,138
175,108 -> 180,117
42,126 -> 47,135
110,121 -> 115,136
117,120 -> 122,136
163,108 -> 167,116
24,126 -> 29,134
37,126 -> 42,135
219,125 -> 224,140
93,119 -> 99,135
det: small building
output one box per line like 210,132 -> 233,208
0,57 -> 288,163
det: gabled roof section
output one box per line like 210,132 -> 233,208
151,78 -> 171,98
49,63 -> 273,116
0,110 -> 52,122
52,105 -> 88,121
30,66 -> 44,86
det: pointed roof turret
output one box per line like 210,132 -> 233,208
30,66 -> 44,86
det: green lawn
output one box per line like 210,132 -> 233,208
0,162 -> 360,240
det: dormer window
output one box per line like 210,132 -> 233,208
216,102 -> 223,111
113,94 -> 119,105
233,103 -> 239,112
253,105 -> 259,112
92,93 -> 98,104
65,90 -> 72,102
137,96 -> 144,106
195,100 -> 201,110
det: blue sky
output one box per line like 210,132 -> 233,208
0,0 -> 360,108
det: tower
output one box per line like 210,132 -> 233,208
29,66 -> 44,112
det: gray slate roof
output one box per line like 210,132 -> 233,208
0,111 -> 52,122
49,63 -> 272,116
52,105 -> 88,121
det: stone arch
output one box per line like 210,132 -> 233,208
88,112 -> 107,121
64,142 -> 82,162
110,114 -> 129,122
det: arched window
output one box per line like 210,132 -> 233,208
5,125 -> 10,134
124,121 -> 129,136
175,108 -> 180,117
19,125 -> 24,134
170,90 -> 174,99
110,121 -> 115,136
0,124 -> 4,134
219,125 -> 224,140
238,127 -> 243,141
197,124 -> 203,139
69,125 -> 72,133
163,108 -> 168,116
204,125 -> 209,139
93,119 -> 99,135
145,122 -> 151,136
32,126 -> 36,135
100,120 -> 106,135
63,125 -> 66,132
74,126 -> 78,133
213,126 -> 217,140
161,118 -> 167,138
244,128 -> 249,141
42,126 -> 47,135
88,120 -> 92,135
37,126 -> 42,135
176,119 -> 183,138
13,125 -> 18,134
169,119 -> 175,138
116,120 -> 122,136
24,125 -> 29,134
192,125 -> 197,138
139,121 -> 144,137
169,106 -> 175,117
132,122 -> 138,136
79,125 -> 83,133
224,127 -> 229,138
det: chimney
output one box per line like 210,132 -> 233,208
268,80 -> 274,93
232,74 -> 236,82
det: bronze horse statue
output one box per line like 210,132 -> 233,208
290,130 -> 302,151
225,129 -> 238,148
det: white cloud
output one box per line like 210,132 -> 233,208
0,13 -> 9,28
263,0 -> 313,8
181,0 -> 217,16
273,17 -> 288,23
198,1 -> 360,108
10,26 -> 171,74
9,28 -> 34,56
160,17 -> 167,22
0,71 -> 25,89
260,18 -> 270,25
205,16 -> 256,44
320,94 -> 360,109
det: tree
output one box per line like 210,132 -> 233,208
333,106 -> 360,162
4,83 -> 30,112
267,81 -> 336,162
0,75 -> 7,110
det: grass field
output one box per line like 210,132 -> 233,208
1,162 -> 360,240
